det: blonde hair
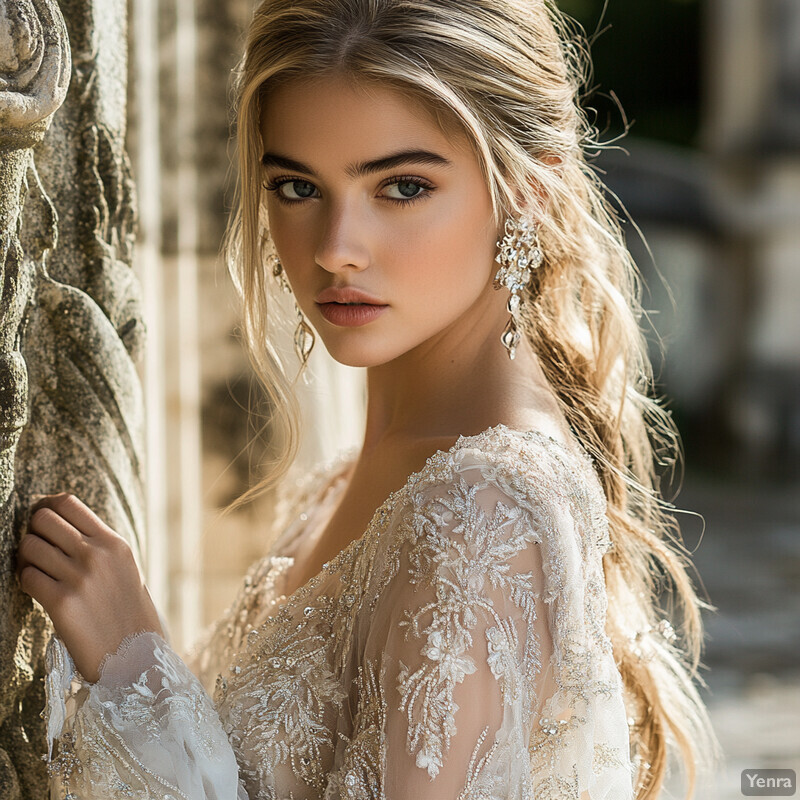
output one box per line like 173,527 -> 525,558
222,0 -> 723,795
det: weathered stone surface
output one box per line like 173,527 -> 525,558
1,0 -> 144,794
1,2 -> 70,794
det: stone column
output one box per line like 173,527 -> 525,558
0,0 -> 144,794
702,0 -> 800,479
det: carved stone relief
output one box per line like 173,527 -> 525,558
1,0 -> 144,795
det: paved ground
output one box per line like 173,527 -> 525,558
656,467 -> 800,799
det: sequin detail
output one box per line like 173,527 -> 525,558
42,424 -> 635,799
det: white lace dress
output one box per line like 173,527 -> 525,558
43,423 -> 636,799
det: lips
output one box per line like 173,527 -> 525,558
315,286 -> 387,305
317,302 -> 388,327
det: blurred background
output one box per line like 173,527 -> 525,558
124,0 -> 800,796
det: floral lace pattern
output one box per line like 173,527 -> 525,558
42,423 -> 635,799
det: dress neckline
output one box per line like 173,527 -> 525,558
275,422 -> 594,606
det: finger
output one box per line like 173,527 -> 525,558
32,493 -> 112,539
17,532 -> 73,582
18,563 -> 60,606
29,507 -> 83,557
30,493 -> 54,515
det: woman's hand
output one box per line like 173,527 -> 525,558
15,493 -> 165,684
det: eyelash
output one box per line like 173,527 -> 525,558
262,175 -> 435,206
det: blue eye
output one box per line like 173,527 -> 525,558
384,181 -> 425,199
275,180 -> 318,200
263,178 -> 320,203
380,177 -> 434,205
262,175 -> 434,206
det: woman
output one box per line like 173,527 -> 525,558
17,0 -> 721,797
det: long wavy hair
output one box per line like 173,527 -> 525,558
221,0 -> 723,795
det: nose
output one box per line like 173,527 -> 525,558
313,199 -> 371,273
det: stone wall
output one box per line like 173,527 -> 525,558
0,0 -> 144,794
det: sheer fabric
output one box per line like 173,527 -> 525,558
43,424 -> 636,799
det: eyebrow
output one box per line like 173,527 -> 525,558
260,148 -> 454,178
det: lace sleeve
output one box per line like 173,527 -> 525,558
44,630 -> 248,799
41,451 -> 359,799
329,447 -> 636,799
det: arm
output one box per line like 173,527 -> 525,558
17,493 -> 247,798
44,629 -> 247,799
331,452 -> 635,799
335,470 -> 550,798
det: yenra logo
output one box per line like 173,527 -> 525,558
741,769 -> 796,797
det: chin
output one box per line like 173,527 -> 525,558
320,338 -> 403,369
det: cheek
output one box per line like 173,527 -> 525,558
268,208 -> 312,275
385,203 -> 495,309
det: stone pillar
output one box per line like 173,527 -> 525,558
0,0 -> 144,794
702,0 -> 800,479
127,0 -> 170,635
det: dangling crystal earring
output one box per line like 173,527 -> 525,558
270,254 -> 316,368
270,251 -> 292,294
493,216 -> 543,360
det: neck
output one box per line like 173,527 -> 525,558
361,310 -> 549,454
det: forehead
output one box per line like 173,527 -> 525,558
259,74 -> 468,161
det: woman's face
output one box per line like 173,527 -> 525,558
259,73 -> 505,368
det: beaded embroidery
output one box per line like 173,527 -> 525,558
43,424 -> 635,799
